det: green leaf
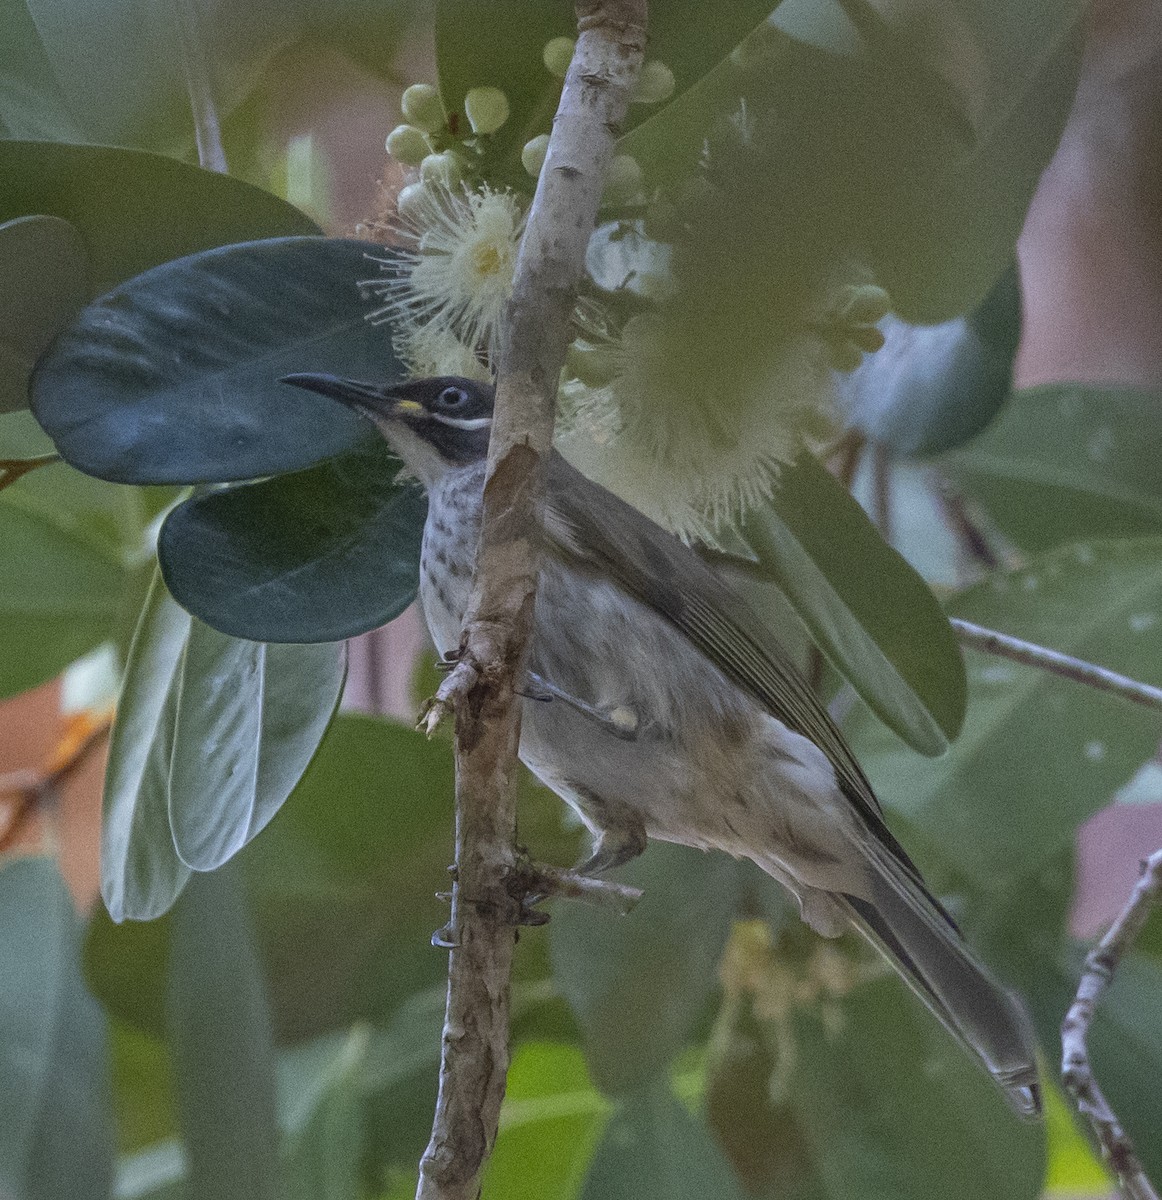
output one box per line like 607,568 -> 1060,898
0,457 -> 128,699
846,265 -> 1020,456
166,864 -> 280,1200
623,2 -> 1082,321
101,570 -> 345,921
279,1027 -> 369,1200
789,976 -> 1044,1200
551,844 -> 744,1095
166,627 -> 345,871
22,0 -> 305,149
33,237 -> 395,484
742,452 -> 966,755
0,0 -> 85,140
0,857 -> 114,1200
101,574 -> 195,923
0,140 -> 319,294
845,539 -> 1162,892
485,1042 -> 611,1200
91,714 -> 458,1041
0,214 -> 89,413
435,0 -> 780,184
580,1078 -> 747,1200
158,443 -> 425,642
945,385 -> 1162,552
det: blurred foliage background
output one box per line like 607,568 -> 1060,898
1,0 -> 1161,1198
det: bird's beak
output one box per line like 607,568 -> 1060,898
279,373 -> 424,422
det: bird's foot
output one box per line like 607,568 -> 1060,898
417,653 -> 478,738
508,852 -> 643,921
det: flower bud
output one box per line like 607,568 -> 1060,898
401,83 -> 445,134
396,182 -> 427,224
542,36 -> 575,78
464,86 -> 510,135
420,150 -> 463,189
633,60 -> 676,104
521,133 -> 550,178
603,153 -> 643,203
385,124 -> 429,166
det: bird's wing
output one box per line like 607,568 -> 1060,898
543,452 -> 928,883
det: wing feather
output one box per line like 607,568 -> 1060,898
544,453 -> 937,894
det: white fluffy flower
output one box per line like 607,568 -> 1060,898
363,183 -> 525,362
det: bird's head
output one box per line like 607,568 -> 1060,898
281,373 -> 494,485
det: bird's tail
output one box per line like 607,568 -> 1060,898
836,837 -> 1042,1119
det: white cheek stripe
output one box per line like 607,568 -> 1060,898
431,414 -> 493,430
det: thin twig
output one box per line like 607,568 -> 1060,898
951,618 -> 1162,713
1062,851 -> 1162,1200
0,713 -> 112,853
172,0 -> 228,175
0,454 -> 60,492
414,6 -> 647,1199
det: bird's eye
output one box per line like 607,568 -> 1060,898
438,386 -> 469,409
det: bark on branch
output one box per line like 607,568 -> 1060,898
414,6 -> 647,1199
1061,850 -> 1162,1200
951,617 -> 1162,713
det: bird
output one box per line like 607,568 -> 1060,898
282,370 -> 1042,1117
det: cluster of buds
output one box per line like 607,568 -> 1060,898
385,81 -> 512,217
811,284 -> 893,372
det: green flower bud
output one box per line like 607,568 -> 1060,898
385,124 -> 430,166
543,36 -> 575,78
633,60 -> 676,105
464,86 -> 510,135
420,150 -> 463,189
396,182 -> 427,224
521,133 -> 550,178
839,284 -> 892,326
603,153 -> 643,203
401,83 -> 446,134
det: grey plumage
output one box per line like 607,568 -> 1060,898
283,371 -> 1043,1118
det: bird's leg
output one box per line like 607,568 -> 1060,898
509,849 -> 642,924
519,672 -> 640,741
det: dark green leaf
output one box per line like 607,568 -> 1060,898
0,214 -> 89,413
789,977 -> 1044,1200
743,452 -> 966,755
33,237 -> 396,484
166,864 -> 280,1200
0,456 -> 128,699
159,442 -> 425,642
846,539 -> 1162,892
551,844 -> 743,1095
0,142 -> 319,295
101,571 -> 345,921
847,265 -> 1020,456
580,1079 -> 747,1200
0,857 -> 114,1200
946,385 -> 1162,551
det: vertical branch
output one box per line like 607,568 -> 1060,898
173,0 -> 228,175
415,5 -> 647,1200
1062,850 -> 1162,1200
